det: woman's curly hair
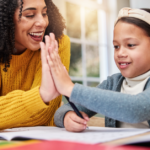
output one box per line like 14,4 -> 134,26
0,0 -> 66,72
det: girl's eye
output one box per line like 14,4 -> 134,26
114,45 -> 119,49
128,44 -> 136,47
26,15 -> 34,18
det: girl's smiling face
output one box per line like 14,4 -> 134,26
14,0 -> 49,54
113,21 -> 150,78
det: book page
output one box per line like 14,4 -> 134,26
1,126 -> 150,144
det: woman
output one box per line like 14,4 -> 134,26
0,0 -> 70,129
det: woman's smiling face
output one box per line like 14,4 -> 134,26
14,0 -> 49,54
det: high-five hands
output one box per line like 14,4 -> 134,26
39,34 -> 60,103
47,34 -> 74,97
46,33 -> 89,132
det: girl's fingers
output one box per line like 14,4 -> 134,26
56,51 -> 62,65
80,112 -> 90,121
69,119 -> 86,132
53,50 -> 62,69
48,52 -> 56,70
49,33 -> 58,52
70,113 -> 87,126
48,47 -> 60,69
64,111 -> 87,132
47,55 -> 53,68
50,49 -> 62,70
63,66 -> 68,74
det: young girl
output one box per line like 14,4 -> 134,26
45,7 -> 150,132
0,0 -> 70,129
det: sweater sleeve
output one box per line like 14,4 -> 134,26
54,78 -> 108,127
0,35 -> 71,129
54,73 -> 150,127
0,67 -> 48,129
70,82 -> 150,124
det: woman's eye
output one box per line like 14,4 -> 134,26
26,15 -> 34,18
128,44 -> 135,47
43,13 -> 47,17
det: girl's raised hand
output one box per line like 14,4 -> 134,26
47,33 -> 74,97
40,34 -> 60,103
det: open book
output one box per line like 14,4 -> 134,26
1,126 -> 150,144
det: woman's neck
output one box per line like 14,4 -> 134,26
12,48 -> 27,55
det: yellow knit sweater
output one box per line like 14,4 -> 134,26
0,35 -> 70,130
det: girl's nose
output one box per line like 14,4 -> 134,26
117,47 -> 127,58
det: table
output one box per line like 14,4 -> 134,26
1,117 -> 150,149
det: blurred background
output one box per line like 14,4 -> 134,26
53,0 -> 150,116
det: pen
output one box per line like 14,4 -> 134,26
65,96 -> 84,119
64,96 -> 89,129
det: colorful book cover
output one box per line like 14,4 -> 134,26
0,140 -> 150,150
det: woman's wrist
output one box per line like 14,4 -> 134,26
39,87 -> 52,103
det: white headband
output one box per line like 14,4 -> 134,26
115,7 -> 150,25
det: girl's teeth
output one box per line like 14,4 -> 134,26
121,63 -> 126,66
120,63 -> 129,66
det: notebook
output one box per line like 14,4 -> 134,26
1,126 -> 150,144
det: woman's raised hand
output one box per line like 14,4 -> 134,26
47,33 -> 74,97
39,34 -> 60,103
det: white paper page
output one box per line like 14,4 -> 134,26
1,126 -> 150,144
122,134 -> 150,145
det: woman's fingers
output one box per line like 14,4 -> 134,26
45,35 -> 50,55
54,40 -> 58,52
40,42 -> 47,65
49,33 -> 54,50
47,33 -> 74,96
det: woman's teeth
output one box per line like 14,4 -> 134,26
29,32 -> 43,36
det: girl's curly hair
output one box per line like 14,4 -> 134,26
0,0 -> 66,72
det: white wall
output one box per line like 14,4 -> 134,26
130,0 -> 150,8
106,0 -> 120,76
